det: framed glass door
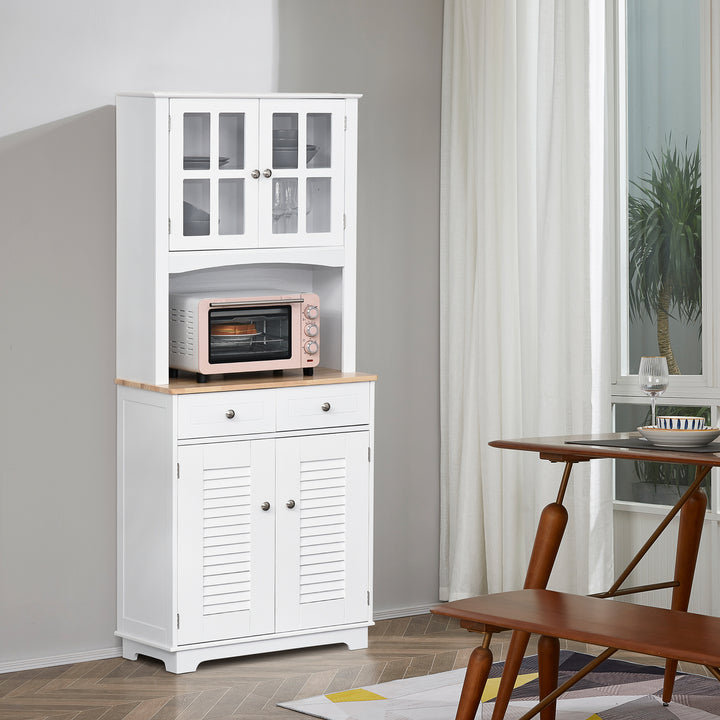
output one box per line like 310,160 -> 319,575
169,99 -> 260,251
257,99 -> 345,248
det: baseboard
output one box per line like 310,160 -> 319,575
373,602 -> 439,621
0,646 -> 123,675
0,608 -> 441,673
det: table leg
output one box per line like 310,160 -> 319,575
491,499 -> 569,720
455,636 -> 494,720
662,484 -> 707,704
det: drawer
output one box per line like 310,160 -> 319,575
276,382 -> 370,431
177,389 -> 276,439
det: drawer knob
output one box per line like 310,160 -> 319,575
225,409 -> 235,419
286,499 -> 296,509
321,402 -> 331,412
261,502 -> 271,511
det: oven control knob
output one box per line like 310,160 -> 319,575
305,341 -> 319,355
304,323 -> 319,337
304,305 -> 319,320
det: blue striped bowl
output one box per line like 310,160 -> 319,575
657,416 -> 706,430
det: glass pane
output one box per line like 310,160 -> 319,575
307,113 -> 331,169
307,178 -> 331,233
614,402 -> 711,506
626,1 -> 702,376
183,179 -> 210,236
272,178 -> 298,234
273,113 -> 298,169
219,179 -> 244,235
183,113 -> 210,170
219,113 -> 245,169
208,306 -> 291,363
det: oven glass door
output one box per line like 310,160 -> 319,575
208,305 -> 292,364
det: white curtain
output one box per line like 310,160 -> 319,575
439,0 -> 614,600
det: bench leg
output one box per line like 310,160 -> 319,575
492,502 -> 568,720
455,638 -> 494,720
662,486 -> 707,704
538,635 -> 560,720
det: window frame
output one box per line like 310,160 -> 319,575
611,0 -> 720,403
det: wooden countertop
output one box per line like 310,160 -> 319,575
115,367 -> 378,395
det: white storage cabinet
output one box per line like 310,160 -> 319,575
117,379 -> 374,673
116,93 -> 373,673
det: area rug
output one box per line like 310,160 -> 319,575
278,651 -> 720,719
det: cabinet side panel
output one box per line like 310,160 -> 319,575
117,387 -> 174,647
116,96 -> 169,384
313,266 -> 343,372
341,98 -> 358,372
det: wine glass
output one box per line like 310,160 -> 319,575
638,356 -> 669,427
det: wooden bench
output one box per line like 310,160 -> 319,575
432,589 -> 720,720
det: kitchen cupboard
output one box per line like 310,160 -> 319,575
116,93 -> 373,673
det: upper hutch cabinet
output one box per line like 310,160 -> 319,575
116,93 -> 359,385
169,98 -> 346,250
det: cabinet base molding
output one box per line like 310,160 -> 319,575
120,625 -> 370,674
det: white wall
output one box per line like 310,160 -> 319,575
0,0 -> 443,666
276,0 -> 444,617
0,0 -> 276,667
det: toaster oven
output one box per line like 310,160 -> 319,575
169,291 -> 320,382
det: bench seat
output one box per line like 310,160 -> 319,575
433,589 -> 720,668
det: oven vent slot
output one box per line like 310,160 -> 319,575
169,307 -> 196,358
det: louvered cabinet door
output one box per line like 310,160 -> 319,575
274,431 -> 370,633
177,439 -> 275,645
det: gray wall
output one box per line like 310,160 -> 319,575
0,0 -> 276,666
0,0 -> 442,665
276,0 -> 443,617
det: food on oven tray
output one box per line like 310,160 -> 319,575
211,323 -> 257,336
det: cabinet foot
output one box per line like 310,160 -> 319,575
119,625 -> 370,674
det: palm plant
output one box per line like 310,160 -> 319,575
628,141 -> 702,375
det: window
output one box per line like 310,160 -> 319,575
613,0 -> 720,505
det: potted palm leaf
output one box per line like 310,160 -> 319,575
628,141 -> 702,375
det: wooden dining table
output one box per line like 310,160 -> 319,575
435,431 -> 720,720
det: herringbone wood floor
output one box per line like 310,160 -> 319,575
0,613 -> 700,720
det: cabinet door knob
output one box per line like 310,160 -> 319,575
286,499 -> 296,509
225,409 -> 235,419
321,402 -> 331,412
261,502 -> 271,511
251,169 -> 260,179
263,168 -> 273,178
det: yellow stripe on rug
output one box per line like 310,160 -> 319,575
482,673 -> 539,702
325,689 -> 386,703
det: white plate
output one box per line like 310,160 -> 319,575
637,426 -> 720,447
